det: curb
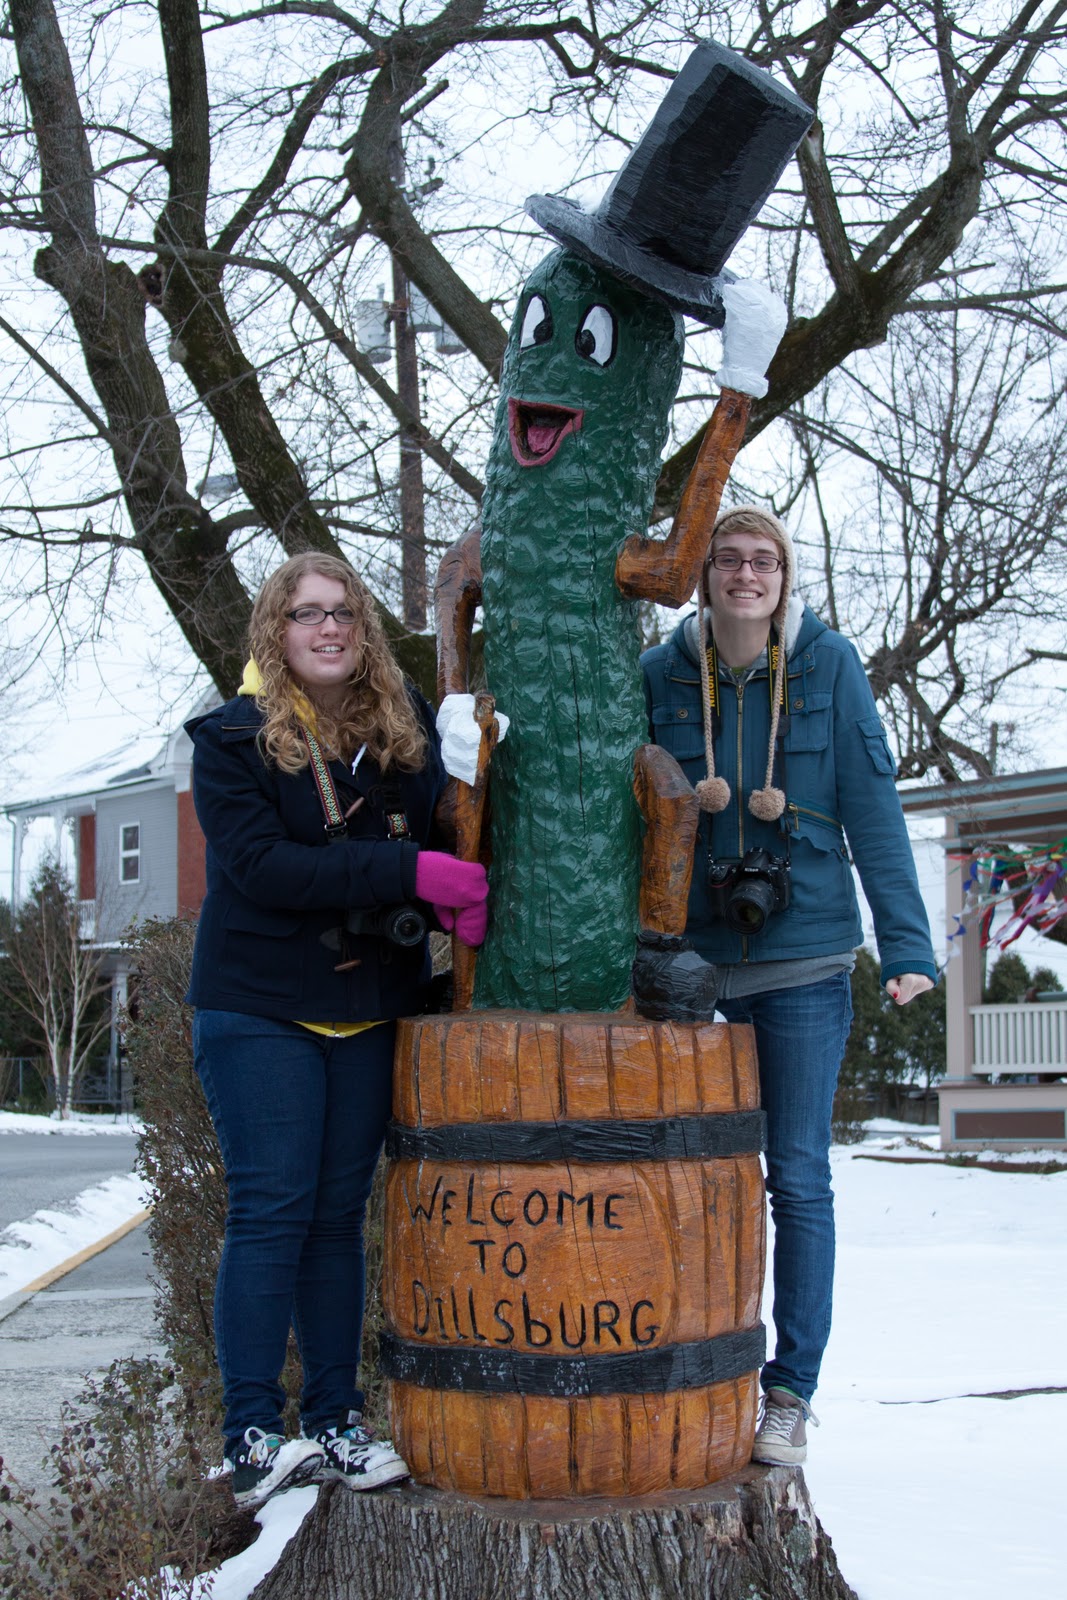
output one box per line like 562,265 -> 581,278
0,1208 -> 152,1326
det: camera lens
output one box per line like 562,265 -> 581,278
384,906 -> 427,946
725,878 -> 777,935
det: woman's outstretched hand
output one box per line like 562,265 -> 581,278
415,851 -> 489,948
885,973 -> 935,1006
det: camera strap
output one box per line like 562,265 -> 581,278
301,728 -> 348,841
704,627 -> 786,729
301,727 -> 413,844
377,779 -> 412,841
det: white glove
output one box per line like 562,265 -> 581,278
436,693 -> 509,786
714,280 -> 788,400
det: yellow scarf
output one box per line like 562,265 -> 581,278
238,657 -> 320,736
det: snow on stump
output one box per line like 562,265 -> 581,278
248,1469 -> 858,1600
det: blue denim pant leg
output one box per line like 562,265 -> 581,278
716,972 -> 853,1404
193,1010 -> 396,1454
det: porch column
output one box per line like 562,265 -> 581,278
944,820 -> 981,1080
10,814 -> 24,908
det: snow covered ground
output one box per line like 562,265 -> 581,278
808,1135 -> 1064,1599
2,1115 -> 1062,1596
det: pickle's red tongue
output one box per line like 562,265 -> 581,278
528,419 -> 561,454
508,398 -> 583,467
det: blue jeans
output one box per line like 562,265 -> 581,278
716,972 -> 853,1403
193,1010 -> 396,1454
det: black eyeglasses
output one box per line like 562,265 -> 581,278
708,552 -> 783,574
286,605 -> 357,626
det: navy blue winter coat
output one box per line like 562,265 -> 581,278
185,692 -> 445,1021
641,605 -> 936,984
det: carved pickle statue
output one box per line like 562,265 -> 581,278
435,43 -> 813,1015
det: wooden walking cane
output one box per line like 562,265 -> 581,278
450,691 -> 499,1011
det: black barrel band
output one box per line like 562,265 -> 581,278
379,1326 -> 765,1398
385,1111 -> 766,1163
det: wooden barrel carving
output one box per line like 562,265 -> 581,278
382,1012 -> 766,1499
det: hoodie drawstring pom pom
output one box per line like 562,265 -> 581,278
696,776 -> 731,813
748,785 -> 786,822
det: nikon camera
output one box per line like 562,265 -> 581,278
706,847 -> 790,935
344,904 -> 427,948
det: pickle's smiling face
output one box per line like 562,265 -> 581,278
500,250 -> 683,475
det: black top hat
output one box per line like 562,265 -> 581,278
525,43 -> 812,327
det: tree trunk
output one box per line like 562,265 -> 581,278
249,1469 -> 857,1600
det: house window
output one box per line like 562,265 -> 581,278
120,823 -> 141,884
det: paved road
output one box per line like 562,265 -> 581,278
0,1220 -> 161,1496
0,1132 -> 140,1230
0,1132 -> 159,1499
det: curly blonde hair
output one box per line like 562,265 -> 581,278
248,553 -> 427,774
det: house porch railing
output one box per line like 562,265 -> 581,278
970,1001 -> 1067,1076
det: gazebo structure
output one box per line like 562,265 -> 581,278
900,767 -> 1067,1152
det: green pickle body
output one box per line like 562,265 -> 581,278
475,250 -> 684,1012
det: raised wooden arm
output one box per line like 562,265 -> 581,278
451,692 -> 499,1011
615,389 -> 751,607
435,523 -> 482,701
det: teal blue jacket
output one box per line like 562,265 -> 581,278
640,605 -> 937,984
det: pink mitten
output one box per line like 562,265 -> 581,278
415,851 -> 488,909
454,900 -> 488,949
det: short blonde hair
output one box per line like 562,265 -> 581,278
248,553 -> 427,774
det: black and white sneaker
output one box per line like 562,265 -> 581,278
305,1410 -> 409,1491
226,1427 -> 325,1509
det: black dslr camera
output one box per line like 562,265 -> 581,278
706,848 -> 790,935
344,904 -> 427,948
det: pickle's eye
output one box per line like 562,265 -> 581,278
575,304 -> 616,366
519,295 -> 553,349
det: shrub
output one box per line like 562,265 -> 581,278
0,1359 -> 253,1600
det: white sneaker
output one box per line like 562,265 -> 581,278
225,1427 -> 325,1509
304,1410 -> 409,1491
751,1387 -> 819,1465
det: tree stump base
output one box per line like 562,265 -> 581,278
249,1466 -> 858,1600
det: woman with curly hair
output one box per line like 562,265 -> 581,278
185,553 -> 488,1509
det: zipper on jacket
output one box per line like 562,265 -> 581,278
736,681 -> 748,962
786,801 -> 844,836
735,682 -> 746,857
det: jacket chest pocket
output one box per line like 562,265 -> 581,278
782,691 -> 831,753
650,701 -> 705,764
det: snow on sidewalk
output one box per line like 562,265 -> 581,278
0,1109 -> 143,1136
0,1170 -> 150,1297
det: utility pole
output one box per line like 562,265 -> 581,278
389,134 -> 428,632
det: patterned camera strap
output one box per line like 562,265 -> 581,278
300,727 -> 411,841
